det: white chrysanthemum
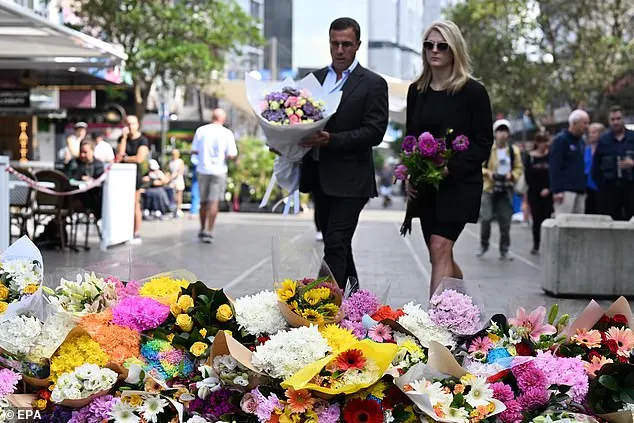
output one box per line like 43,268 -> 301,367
110,401 -> 140,423
465,377 -> 494,408
139,395 -> 168,423
251,325 -> 330,379
397,303 -> 454,348
463,360 -> 507,379
0,315 -> 43,355
338,359 -> 380,388
234,290 -> 287,336
186,416 -> 211,423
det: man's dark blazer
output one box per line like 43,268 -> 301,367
299,64 -> 389,198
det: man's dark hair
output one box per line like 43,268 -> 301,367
609,105 -> 624,115
330,17 -> 361,41
91,132 -> 103,140
80,139 -> 95,150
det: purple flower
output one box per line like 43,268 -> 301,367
255,391 -> 283,422
317,403 -> 341,423
402,135 -> 417,154
518,386 -> 549,411
429,289 -> 482,335
0,369 -> 21,398
394,164 -> 408,181
342,290 -> 381,322
190,388 -> 238,419
437,138 -> 447,153
417,132 -> 439,157
340,319 -> 366,339
432,155 -> 445,167
498,399 -> 522,423
452,134 -> 470,152
491,382 -> 515,403
70,395 -> 119,423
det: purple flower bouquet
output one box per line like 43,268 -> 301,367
395,129 -> 469,189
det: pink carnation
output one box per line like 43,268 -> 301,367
289,114 -> 301,124
110,276 -> 140,300
111,296 -> 170,332
533,350 -> 589,403
429,289 -> 482,335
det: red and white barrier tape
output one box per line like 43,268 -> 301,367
5,164 -> 113,196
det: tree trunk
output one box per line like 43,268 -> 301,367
133,80 -> 153,122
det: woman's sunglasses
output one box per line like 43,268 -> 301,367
423,41 -> 450,52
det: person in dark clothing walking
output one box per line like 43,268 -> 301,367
549,109 -> 589,215
592,105 -> 634,221
401,20 -> 493,297
524,133 -> 553,255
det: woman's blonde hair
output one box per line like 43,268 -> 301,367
414,20 -> 473,93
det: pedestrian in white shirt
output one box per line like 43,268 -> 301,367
93,132 -> 115,163
191,108 -> 238,243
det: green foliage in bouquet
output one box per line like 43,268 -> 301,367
587,362 -> 634,414
153,282 -> 255,354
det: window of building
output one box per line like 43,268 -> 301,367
249,0 -> 262,20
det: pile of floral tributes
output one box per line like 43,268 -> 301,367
1,237 -> 634,423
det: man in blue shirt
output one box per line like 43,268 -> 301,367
591,105 -> 634,220
549,109 -> 589,215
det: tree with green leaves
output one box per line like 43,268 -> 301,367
444,0 -> 634,116
75,0 -> 263,119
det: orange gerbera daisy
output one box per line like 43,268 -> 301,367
605,327 -> 634,357
284,388 -> 315,413
571,328 -> 602,349
584,355 -> 613,378
334,349 -> 367,371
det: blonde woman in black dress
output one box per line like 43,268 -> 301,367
401,20 -> 493,297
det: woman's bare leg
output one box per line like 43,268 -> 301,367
428,234 -> 456,297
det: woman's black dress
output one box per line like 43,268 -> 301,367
403,79 -> 493,243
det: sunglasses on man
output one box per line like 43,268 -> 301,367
423,41 -> 450,52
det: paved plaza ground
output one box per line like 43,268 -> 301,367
41,197 -> 622,317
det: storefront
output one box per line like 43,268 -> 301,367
0,1 -> 126,165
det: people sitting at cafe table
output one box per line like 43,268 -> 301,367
142,159 -> 175,219
63,139 -> 104,220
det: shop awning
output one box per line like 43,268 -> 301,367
0,0 -> 126,69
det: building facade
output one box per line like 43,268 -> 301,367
422,0 -> 461,30
367,0 -> 424,80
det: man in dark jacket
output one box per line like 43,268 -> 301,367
549,109 -> 589,215
299,17 -> 389,290
592,105 -> 634,220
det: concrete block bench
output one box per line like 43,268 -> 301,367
542,214 -> 634,297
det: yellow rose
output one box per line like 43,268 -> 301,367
167,334 -> 175,342
23,284 -> 39,295
34,399 -> 48,410
216,304 -> 233,322
0,302 -> 8,313
190,341 -> 208,357
199,328 -> 207,338
276,279 -> 296,302
176,314 -> 193,332
177,295 -> 194,311
0,284 -> 8,300
123,394 -> 143,407
170,303 -> 183,317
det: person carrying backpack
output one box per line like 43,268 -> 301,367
478,119 -> 524,260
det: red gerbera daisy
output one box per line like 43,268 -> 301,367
335,349 -> 367,371
343,399 -> 383,423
